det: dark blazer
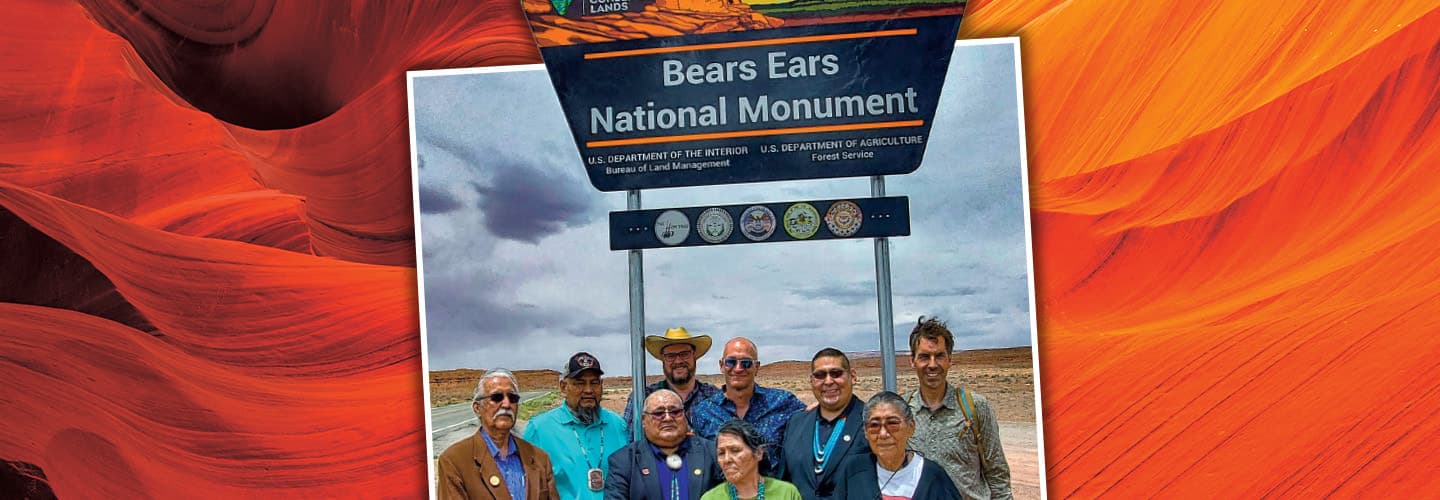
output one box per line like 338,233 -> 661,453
833,453 -> 962,500
604,435 -> 726,500
436,430 -> 560,500
775,399 -> 870,499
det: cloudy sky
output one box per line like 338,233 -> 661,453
411,39 -> 1033,376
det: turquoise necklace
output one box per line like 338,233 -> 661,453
812,417 -> 846,474
727,478 -> 765,500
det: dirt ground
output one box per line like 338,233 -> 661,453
431,347 -> 1041,499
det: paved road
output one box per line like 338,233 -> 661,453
431,390 -> 551,456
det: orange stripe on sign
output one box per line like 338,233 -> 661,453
585,120 -> 924,148
583,29 -> 918,60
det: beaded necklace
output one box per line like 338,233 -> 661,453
726,478 -> 765,500
812,417 -> 846,474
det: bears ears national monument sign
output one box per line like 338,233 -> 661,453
520,0 -> 968,191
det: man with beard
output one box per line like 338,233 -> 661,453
605,389 -> 725,500
776,348 -> 870,499
622,327 -> 722,434
525,352 -> 631,500
904,316 -> 1012,499
437,369 -> 559,499
689,337 -> 805,475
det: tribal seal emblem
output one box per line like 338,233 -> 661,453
739,205 -> 777,241
783,203 -> 821,240
697,208 -> 733,244
824,201 -> 863,237
654,210 -> 690,246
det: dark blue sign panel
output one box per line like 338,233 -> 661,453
610,196 -> 909,250
539,16 -> 962,191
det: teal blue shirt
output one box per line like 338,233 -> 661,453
523,404 -> 631,500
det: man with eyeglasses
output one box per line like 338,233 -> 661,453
622,327 -> 723,434
904,317 -> 1012,499
525,352 -> 631,500
689,337 -> 806,475
775,348 -> 871,499
437,368 -> 560,499
605,389 -> 726,500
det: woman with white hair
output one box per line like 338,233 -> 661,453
833,391 -> 960,500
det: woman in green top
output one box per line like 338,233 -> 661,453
701,419 -> 802,500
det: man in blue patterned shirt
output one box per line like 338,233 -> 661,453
689,337 -> 806,475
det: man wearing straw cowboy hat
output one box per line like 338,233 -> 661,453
622,327 -> 723,433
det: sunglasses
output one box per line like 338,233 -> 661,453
484,392 -> 521,404
811,368 -> 846,381
865,418 -> 907,434
646,407 -> 685,420
722,357 -> 756,370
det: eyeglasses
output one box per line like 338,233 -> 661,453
646,407 -> 685,420
865,418 -> 907,434
811,368 -> 846,381
722,357 -> 756,370
661,349 -> 695,361
483,392 -> 521,404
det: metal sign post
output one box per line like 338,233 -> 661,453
627,189 -> 647,442
872,176 -> 897,392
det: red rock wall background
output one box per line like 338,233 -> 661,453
1,0 -> 1438,497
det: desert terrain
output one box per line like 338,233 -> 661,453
430,346 -> 1041,499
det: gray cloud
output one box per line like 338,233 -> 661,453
899,286 -> 984,298
418,185 -> 464,214
792,282 -> 874,306
471,165 -> 598,243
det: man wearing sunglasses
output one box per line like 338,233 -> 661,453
904,316 -> 1012,499
689,337 -> 806,475
437,369 -> 560,499
605,389 -> 726,500
775,348 -> 870,499
622,327 -> 723,435
525,352 -> 631,500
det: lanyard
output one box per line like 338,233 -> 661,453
570,425 -> 605,469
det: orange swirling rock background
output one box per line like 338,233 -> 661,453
1,0 -> 1438,497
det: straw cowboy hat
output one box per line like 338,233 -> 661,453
644,327 -> 712,360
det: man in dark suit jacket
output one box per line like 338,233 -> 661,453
776,348 -> 871,499
437,369 -> 559,500
606,389 -> 725,500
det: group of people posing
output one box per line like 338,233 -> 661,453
436,316 -> 1012,500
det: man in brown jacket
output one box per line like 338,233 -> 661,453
437,369 -> 560,500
